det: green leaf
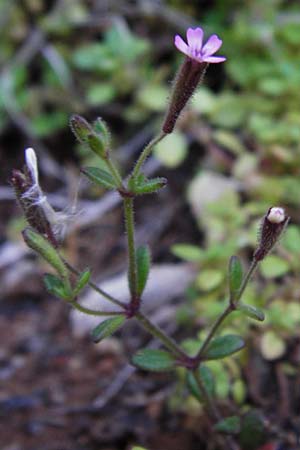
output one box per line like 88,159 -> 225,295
130,177 -> 167,195
214,416 -> 241,434
137,84 -> 169,112
86,83 -> 116,106
187,365 -> 215,402
260,330 -> 285,361
43,273 -> 71,300
260,255 -> 289,278
239,410 -> 265,450
132,447 -> 148,450
82,167 -> 116,190
91,315 -> 126,343
282,225 -> 300,254
196,270 -> 224,291
204,335 -> 245,361
171,244 -> 203,262
73,269 -> 91,296
132,349 -> 176,372
228,256 -> 243,300
238,303 -> 265,322
136,245 -> 151,296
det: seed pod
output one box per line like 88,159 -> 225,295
10,169 -> 58,247
254,207 -> 289,261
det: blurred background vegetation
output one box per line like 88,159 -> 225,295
1,1 -> 300,449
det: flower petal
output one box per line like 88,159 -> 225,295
203,55 -> 226,63
202,34 -> 223,57
186,27 -> 204,52
174,35 -> 189,56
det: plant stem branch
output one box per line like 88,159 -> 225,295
136,312 -> 187,359
195,258 -> 259,362
196,304 -> 233,361
105,155 -> 123,188
62,257 -> 126,309
69,300 -> 123,317
192,368 -> 220,420
192,369 -> 238,450
131,132 -> 166,178
236,259 -> 258,301
123,197 -> 138,304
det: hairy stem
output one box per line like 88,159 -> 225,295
69,300 -> 124,317
105,155 -> 124,188
195,259 -> 259,362
62,257 -> 126,308
192,368 -> 220,420
136,312 -> 187,359
192,369 -> 238,450
131,132 -> 166,179
123,197 -> 138,306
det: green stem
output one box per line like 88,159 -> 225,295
62,258 -> 126,309
123,197 -> 138,303
105,155 -> 123,188
195,258 -> 259,362
192,369 -> 238,450
131,132 -> 166,179
69,300 -> 124,317
196,304 -> 233,361
192,368 -> 220,420
136,312 -> 187,359
236,259 -> 258,301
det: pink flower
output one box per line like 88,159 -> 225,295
175,27 -> 226,64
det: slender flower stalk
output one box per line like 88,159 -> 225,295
131,132 -> 166,179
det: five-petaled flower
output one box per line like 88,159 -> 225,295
175,27 -> 226,64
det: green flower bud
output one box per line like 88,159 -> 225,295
70,115 -> 92,143
22,228 -> 68,278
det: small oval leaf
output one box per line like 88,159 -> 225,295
214,416 -> 241,434
228,255 -> 243,300
73,269 -> 91,296
132,349 -> 176,372
136,245 -> 151,296
132,177 -> 167,195
238,303 -> 265,322
82,167 -> 116,190
43,273 -> 71,300
91,315 -> 126,343
204,335 -> 245,361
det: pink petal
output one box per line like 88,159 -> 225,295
202,34 -> 223,57
203,55 -> 226,63
174,35 -> 189,56
186,27 -> 204,52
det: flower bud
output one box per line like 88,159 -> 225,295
22,227 -> 68,278
93,117 -> 111,147
162,59 -> 208,134
87,132 -> 107,159
69,115 -> 92,143
253,207 -> 289,261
